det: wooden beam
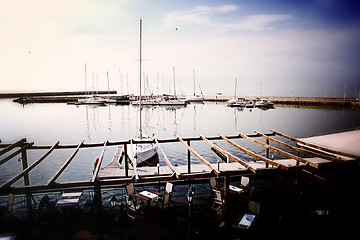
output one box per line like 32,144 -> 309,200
271,130 -> 357,159
254,130 -> 338,162
200,135 -> 257,173
0,142 -> 34,166
47,141 -> 84,186
0,141 -> 59,190
177,135 -> 220,176
154,137 -> 181,179
127,140 -> 139,181
91,140 -> 108,182
0,138 -> 26,156
219,134 -> 288,170
238,133 -> 316,168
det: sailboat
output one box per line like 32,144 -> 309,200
186,69 -> 204,102
227,78 -> 247,107
78,65 -> 107,105
127,19 -> 158,167
159,67 -> 187,106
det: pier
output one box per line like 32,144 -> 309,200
3,91 -> 359,107
204,95 -> 360,107
0,130 -> 359,239
0,90 -> 117,99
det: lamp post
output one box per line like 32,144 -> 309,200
187,186 -> 195,239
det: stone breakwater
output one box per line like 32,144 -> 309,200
204,95 -> 360,107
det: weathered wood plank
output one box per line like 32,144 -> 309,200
0,138 -> 26,156
238,133 -> 316,168
219,134 -> 288,171
177,135 -> 220,176
271,130 -> 358,159
47,141 -> 84,186
0,142 -> 34,166
255,130 -> 338,162
154,137 -> 181,179
200,135 -> 257,173
0,141 -> 59,190
91,140 -> 107,182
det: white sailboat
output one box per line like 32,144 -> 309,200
227,78 -> 246,107
78,65 -> 107,105
159,67 -> 187,106
186,69 -> 204,102
127,19 -> 158,167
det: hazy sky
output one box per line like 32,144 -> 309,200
1,0 -> 360,97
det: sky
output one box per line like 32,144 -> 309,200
1,0 -> 360,97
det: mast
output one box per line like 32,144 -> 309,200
84,63 -> 87,96
107,71 -> 110,95
139,19 -> 143,139
173,66 -> 176,97
234,78 -> 237,99
193,69 -> 196,96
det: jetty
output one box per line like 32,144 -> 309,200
0,130 -> 359,239
0,90 -> 117,99
205,95 -> 360,107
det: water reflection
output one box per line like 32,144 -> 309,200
1,99 -> 359,183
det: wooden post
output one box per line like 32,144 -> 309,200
124,143 -> 128,178
187,140 -> 191,174
21,140 -> 32,214
223,174 -> 229,226
265,138 -> 269,168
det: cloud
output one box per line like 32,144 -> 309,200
163,4 -> 291,32
227,14 -> 292,31
164,4 -> 238,26
193,4 -> 239,13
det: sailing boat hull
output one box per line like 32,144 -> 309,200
186,96 -> 204,102
127,142 -> 159,167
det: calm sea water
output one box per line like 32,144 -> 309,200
0,99 -> 359,186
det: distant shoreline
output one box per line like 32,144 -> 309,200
0,90 -> 116,98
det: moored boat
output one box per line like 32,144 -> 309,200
159,95 -> 187,106
127,138 -> 158,167
255,98 -> 275,108
128,19 -> 159,167
227,97 -> 247,107
77,95 -> 107,105
245,100 -> 255,108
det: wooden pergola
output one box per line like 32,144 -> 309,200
0,130 -> 357,212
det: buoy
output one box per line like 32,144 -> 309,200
94,158 -> 99,168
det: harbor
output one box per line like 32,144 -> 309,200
2,1 -> 360,239
0,129 -> 359,239
4,91 -> 360,107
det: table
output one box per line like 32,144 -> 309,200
238,214 -> 256,229
136,190 -> 161,211
221,185 -> 245,195
229,185 -> 244,194
136,190 -> 160,202
56,191 -> 82,207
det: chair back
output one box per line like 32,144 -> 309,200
241,176 -> 250,188
126,183 -> 135,196
165,182 -> 173,195
209,177 -> 217,189
7,193 -> 14,211
212,189 -> 223,203
248,201 -> 260,215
